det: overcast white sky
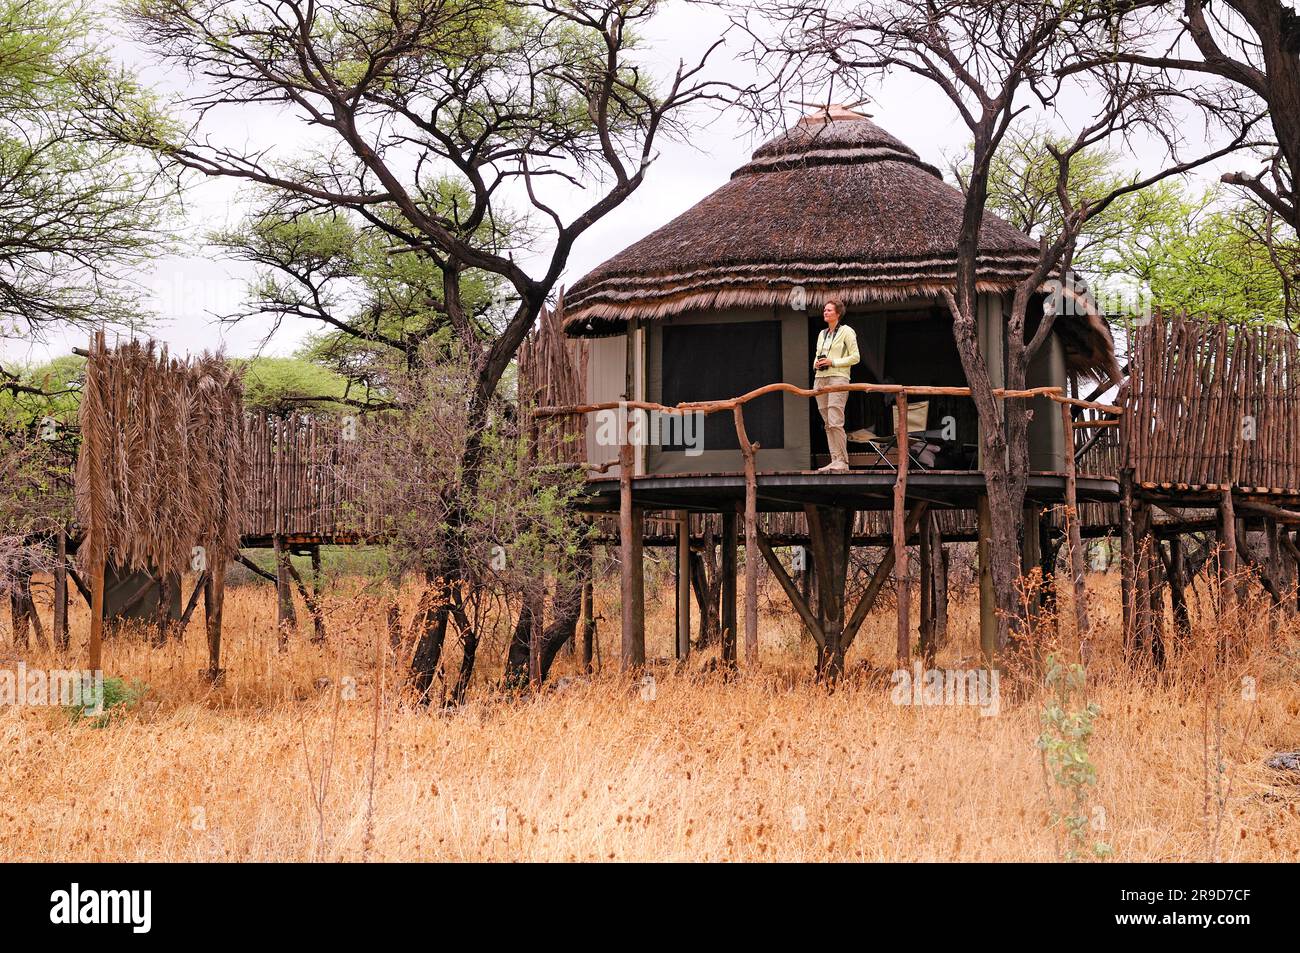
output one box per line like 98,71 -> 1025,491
2,0 -> 1236,368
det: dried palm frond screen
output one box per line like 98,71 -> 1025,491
77,333 -> 245,671
519,296 -> 587,467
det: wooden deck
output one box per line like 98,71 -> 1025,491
577,468 -> 1119,514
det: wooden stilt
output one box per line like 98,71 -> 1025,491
204,558 -> 226,680
53,529 -> 69,651
309,546 -> 327,644
273,535 -> 297,649
1133,505 -> 1152,658
919,510 -> 934,664
1059,400 -> 1091,655
806,505 -> 851,678
1021,504 -> 1042,604
581,572 -> 595,675
284,557 -> 327,644
1166,534 -> 1191,643
1219,486 -> 1238,659
1038,516 -> 1059,632
1148,536 -> 1166,668
933,525 -> 949,652
893,392 -> 910,665
734,406 -> 760,667
618,434 -> 644,671
88,544 -> 105,673
675,510 -> 691,662
1120,470 -> 1137,661
720,510 -> 738,667
977,495 -> 995,668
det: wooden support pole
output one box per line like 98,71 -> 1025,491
273,535 -> 297,649
675,511 -> 691,661
154,572 -> 171,645
618,432 -> 641,671
1219,486 -> 1238,659
630,508 -> 646,669
581,573 -> 595,675
1060,399 -> 1091,655
53,529 -> 69,651
1133,505 -> 1152,658
734,405 -> 759,668
204,558 -> 226,680
806,505 -> 851,678
933,525 -> 949,652
720,510 -> 738,667
527,415 -> 543,688
88,547 -> 105,673
977,495 -> 995,668
1148,536 -> 1166,668
1166,534 -> 1190,640
1120,470 -> 1137,660
919,510 -> 934,664
893,392 -> 910,665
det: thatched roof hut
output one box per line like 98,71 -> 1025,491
564,105 -> 1117,382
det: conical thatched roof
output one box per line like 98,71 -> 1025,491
563,106 -> 1118,380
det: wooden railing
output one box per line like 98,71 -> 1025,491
534,382 -> 1122,669
1124,315 -> 1300,494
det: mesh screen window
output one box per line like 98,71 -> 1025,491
661,320 -> 784,451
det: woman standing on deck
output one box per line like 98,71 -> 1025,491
813,298 -> 860,472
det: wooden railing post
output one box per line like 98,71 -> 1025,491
1059,398 -> 1091,657
734,404 -> 760,668
675,510 -> 691,662
619,404 -> 644,671
893,391 -> 911,665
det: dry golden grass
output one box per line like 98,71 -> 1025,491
2,568 -> 1299,862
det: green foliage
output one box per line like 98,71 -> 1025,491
232,356 -> 356,416
66,676 -> 145,729
0,0 -> 174,331
982,123 -> 1298,329
1097,189 -> 1298,329
1037,655 -> 1111,861
212,197 -> 514,382
0,354 -> 84,427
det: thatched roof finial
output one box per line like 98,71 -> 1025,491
793,102 -> 872,124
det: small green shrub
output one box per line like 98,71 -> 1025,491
66,676 -> 145,728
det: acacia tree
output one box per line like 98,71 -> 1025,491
1063,0 -> 1299,231
1064,0 -> 1300,327
736,0 -> 1259,652
118,0 -> 728,693
0,0 -> 172,335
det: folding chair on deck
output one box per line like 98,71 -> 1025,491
846,400 -> 940,471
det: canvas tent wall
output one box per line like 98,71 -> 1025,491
585,292 -> 1070,475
